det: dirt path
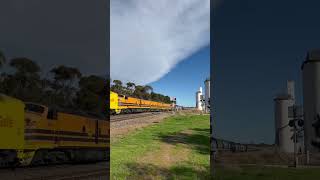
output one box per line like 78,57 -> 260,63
133,129 -> 199,178
139,143 -> 190,168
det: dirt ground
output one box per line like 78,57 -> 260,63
138,129 -> 194,168
110,112 -> 173,141
215,146 -> 313,166
110,110 -> 206,141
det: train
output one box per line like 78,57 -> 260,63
110,91 -> 172,114
212,138 -> 248,152
0,94 -> 109,167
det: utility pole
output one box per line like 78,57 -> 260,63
289,105 -> 304,167
293,107 -> 298,167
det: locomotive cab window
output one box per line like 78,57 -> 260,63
25,103 -> 45,114
47,108 -> 57,120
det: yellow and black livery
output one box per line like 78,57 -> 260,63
0,94 -> 109,167
110,91 -> 172,114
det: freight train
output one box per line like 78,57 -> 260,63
110,91 -> 172,114
0,94 -> 109,167
212,138 -> 248,152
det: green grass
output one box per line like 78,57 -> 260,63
110,115 -> 210,179
214,165 -> 320,180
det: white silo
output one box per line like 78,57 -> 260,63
274,81 -> 296,153
196,87 -> 203,111
287,80 -> 295,101
302,49 -> 320,153
204,78 -> 210,113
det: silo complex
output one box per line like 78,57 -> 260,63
274,94 -> 295,153
287,80 -> 295,100
302,50 -> 320,153
196,87 -> 203,111
274,81 -> 296,153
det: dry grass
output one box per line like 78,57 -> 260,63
139,143 -> 190,169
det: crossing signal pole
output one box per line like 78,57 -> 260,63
288,105 -> 304,167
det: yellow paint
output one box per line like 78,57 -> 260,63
24,103 -> 109,149
110,91 -> 121,114
0,95 -> 109,166
110,91 -> 172,113
0,94 -> 24,149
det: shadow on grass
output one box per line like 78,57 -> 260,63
157,127 -> 210,155
192,128 -> 210,133
126,162 -> 211,179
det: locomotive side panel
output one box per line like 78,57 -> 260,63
110,91 -> 172,113
0,94 -> 25,150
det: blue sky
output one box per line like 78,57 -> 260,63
149,46 -> 210,107
111,0 -> 210,85
213,0 -> 320,144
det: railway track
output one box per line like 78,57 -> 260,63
110,112 -> 163,122
0,162 -> 109,180
25,168 -> 108,180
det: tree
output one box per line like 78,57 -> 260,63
0,51 -> 5,68
144,85 -> 153,94
8,58 -> 41,101
76,75 -> 107,117
126,82 -> 135,90
132,85 -> 145,99
126,82 -> 135,95
50,65 -> 82,108
10,58 -> 40,74
111,80 -> 124,94
0,51 -> 6,88
50,65 -> 81,84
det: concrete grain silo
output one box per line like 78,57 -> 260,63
274,81 -> 295,153
196,87 -> 203,111
302,49 -> 320,153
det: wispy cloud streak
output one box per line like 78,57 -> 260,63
111,0 -> 210,85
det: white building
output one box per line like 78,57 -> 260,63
196,87 -> 203,111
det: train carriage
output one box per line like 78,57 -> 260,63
0,94 -> 109,167
110,91 -> 172,114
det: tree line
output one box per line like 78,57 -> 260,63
0,51 -> 108,118
110,79 -> 171,104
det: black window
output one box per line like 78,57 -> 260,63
47,109 -> 57,120
25,103 -> 45,113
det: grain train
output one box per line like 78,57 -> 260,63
212,138 -> 248,152
0,94 -> 109,167
110,91 -> 172,114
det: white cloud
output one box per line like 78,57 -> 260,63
111,0 -> 210,85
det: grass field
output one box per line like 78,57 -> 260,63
110,115 -> 210,179
214,165 -> 320,180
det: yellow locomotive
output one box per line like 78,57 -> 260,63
110,91 -> 172,114
0,94 -> 109,167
